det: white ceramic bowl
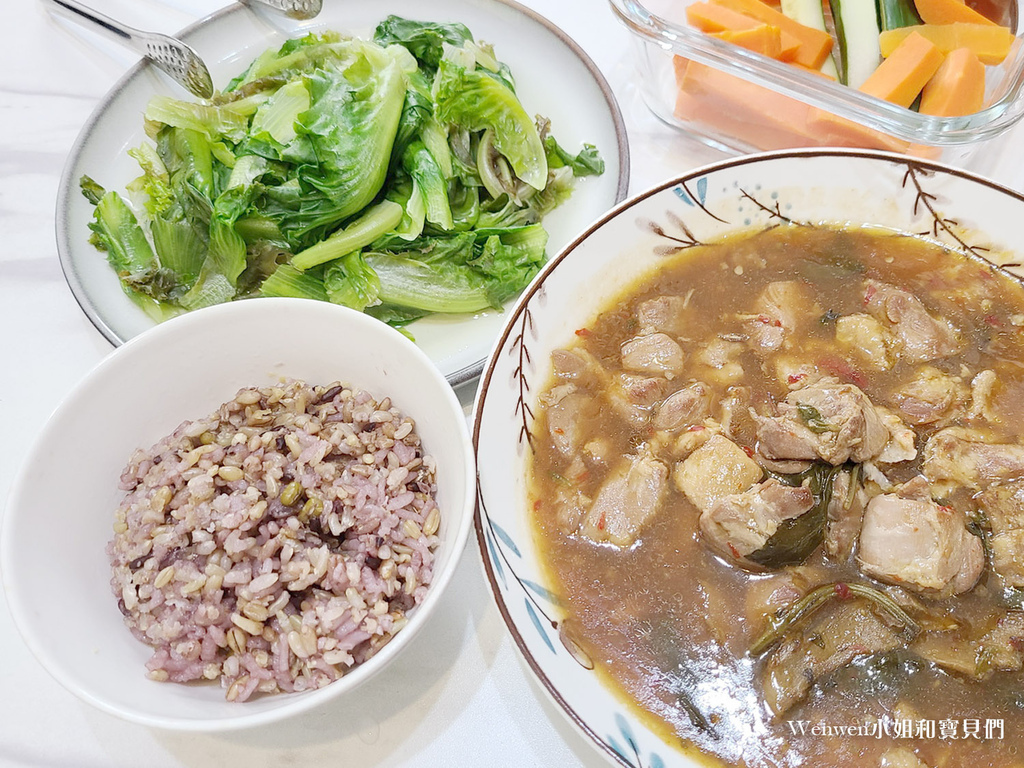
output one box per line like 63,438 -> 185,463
472,148 -> 1024,767
1,298 -> 475,731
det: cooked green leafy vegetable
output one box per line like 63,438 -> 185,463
796,403 -> 835,434
749,462 -> 844,569
81,17 -> 603,330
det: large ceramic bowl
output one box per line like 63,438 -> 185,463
1,298 -> 475,731
472,149 -> 1024,767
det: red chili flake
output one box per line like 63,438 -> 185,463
574,327 -> 592,337
687,424 -> 705,432
597,512 -> 606,531
574,469 -> 590,483
755,314 -> 782,327
940,505 -> 955,515
728,542 -> 742,559
834,582 -> 851,600
742,446 -> 755,458
985,315 -> 1002,328
552,427 -> 565,435
787,373 -> 807,385
863,285 -> 877,305
533,499 -> 542,511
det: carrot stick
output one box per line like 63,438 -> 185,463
920,47 -> 986,115
879,22 -> 1015,64
708,0 -> 834,67
860,30 -> 945,106
914,0 -> 999,26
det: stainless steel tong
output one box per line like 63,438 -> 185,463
42,0 -> 323,99
241,0 -> 323,19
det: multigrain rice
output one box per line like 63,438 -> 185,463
109,380 -> 440,701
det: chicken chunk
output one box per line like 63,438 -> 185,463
551,458 -> 590,534
968,369 -> 1001,423
773,356 -> 824,391
753,377 -> 914,465
890,365 -> 967,426
580,452 -> 669,547
699,479 -> 815,565
857,477 -> 984,595
922,427 -> 1024,493
863,279 -> 961,363
835,313 -> 896,371
977,480 -> 1024,588
718,385 -> 756,445
621,333 -> 685,377
543,386 -> 597,457
674,434 -> 763,515
637,295 -> 691,337
875,409 -> 917,464
694,338 -> 745,385
608,373 -> 671,427
742,281 -> 819,354
667,421 -> 723,461
551,347 -> 606,387
582,438 -> 614,468
652,381 -> 712,431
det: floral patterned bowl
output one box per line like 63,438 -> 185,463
471,148 -> 1024,767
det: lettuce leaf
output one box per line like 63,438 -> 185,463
433,46 -> 547,190
80,16 -> 602,329
373,16 -> 473,70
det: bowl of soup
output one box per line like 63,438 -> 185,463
473,149 -> 1024,767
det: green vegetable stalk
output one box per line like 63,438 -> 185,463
292,201 -> 405,270
750,581 -> 921,656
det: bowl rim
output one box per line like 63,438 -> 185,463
1,297 -> 477,731
53,0 -> 632,388
470,146 -> 1024,766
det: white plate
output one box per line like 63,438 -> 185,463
56,0 -> 629,386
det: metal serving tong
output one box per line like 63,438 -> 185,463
241,0 -> 323,19
42,0 -> 323,100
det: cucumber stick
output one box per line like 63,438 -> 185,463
876,0 -> 922,30
829,0 -> 882,87
781,0 -> 841,78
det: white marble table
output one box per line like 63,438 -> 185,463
2,1 -> 1024,766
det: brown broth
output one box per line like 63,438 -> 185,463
530,226 -> 1024,768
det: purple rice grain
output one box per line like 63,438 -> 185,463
108,380 -> 440,701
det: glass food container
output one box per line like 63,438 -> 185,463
610,0 -> 1024,165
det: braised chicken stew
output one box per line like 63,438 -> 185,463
530,226 -> 1024,767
